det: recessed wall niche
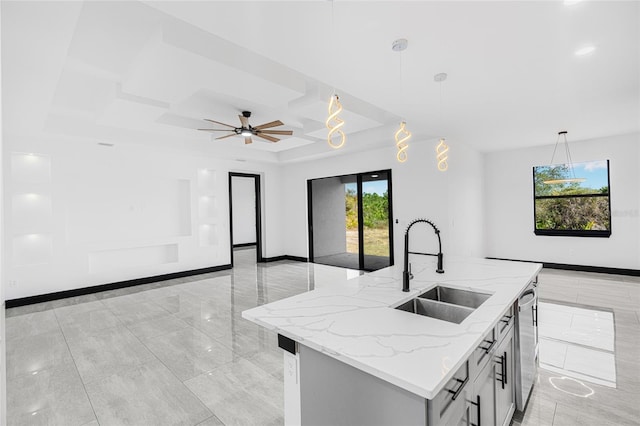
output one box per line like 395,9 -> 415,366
199,224 -> 218,247
198,169 -> 217,193
198,195 -> 218,220
11,153 -> 51,183
10,152 -> 54,266
88,244 -> 179,274
197,168 -> 219,248
12,193 -> 53,233
12,234 -> 53,266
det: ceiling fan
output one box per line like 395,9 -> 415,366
198,111 -> 293,144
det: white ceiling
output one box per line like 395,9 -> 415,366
2,1 -> 638,163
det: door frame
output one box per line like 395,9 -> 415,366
307,169 -> 394,271
228,172 -> 263,266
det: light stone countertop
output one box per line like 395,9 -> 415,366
242,255 -> 542,399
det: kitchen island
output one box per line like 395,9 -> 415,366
242,256 -> 541,425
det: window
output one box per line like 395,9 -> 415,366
533,160 -> 611,237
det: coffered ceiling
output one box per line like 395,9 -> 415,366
2,1 -> 638,163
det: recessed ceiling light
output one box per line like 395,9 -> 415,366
575,45 -> 596,56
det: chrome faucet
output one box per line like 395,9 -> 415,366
403,218 -> 444,292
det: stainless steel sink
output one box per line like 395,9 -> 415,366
418,286 -> 491,309
395,298 -> 474,324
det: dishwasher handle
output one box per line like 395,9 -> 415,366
518,289 -> 536,311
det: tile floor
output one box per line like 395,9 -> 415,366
513,269 -> 640,426
4,251 -> 640,425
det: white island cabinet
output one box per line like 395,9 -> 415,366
242,256 -> 540,426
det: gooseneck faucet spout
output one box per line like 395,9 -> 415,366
403,218 -> 444,292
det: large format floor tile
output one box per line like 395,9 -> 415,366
85,359 -> 212,426
514,269 -> 640,426
5,250 -> 640,426
185,358 -> 284,426
4,310 -> 61,341
56,308 -> 124,340
66,326 -> 155,384
5,331 -> 73,379
142,327 -> 234,381
7,362 -> 97,426
104,300 -> 172,327
127,314 -> 190,341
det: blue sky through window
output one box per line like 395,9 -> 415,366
345,181 -> 388,196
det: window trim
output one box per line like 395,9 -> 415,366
532,160 -> 612,238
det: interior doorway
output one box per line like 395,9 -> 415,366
228,172 -> 262,266
307,170 -> 393,271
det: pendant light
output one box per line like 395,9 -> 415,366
326,0 -> 346,149
326,94 -> 345,149
393,38 -> 411,162
542,131 -> 586,184
395,121 -> 411,162
434,72 -> 449,172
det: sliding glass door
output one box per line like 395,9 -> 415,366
308,170 -> 393,271
361,171 -> 392,271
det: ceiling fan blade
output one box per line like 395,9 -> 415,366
258,130 -> 293,135
244,136 -> 253,145
254,120 -> 284,130
239,115 -> 249,127
204,119 -> 236,128
255,133 -> 279,143
198,129 -> 234,132
215,133 -> 238,140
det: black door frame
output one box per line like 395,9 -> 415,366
228,172 -> 263,266
307,169 -> 394,271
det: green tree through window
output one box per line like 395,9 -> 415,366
533,161 -> 611,237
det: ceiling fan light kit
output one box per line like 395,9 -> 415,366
197,110 -> 293,145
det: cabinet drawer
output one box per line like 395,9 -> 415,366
427,360 -> 469,425
497,303 -> 515,340
472,326 -> 497,377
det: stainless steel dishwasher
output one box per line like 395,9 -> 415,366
514,278 -> 538,413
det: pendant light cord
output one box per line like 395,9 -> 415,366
549,131 -> 578,179
399,48 -> 404,121
439,79 -> 443,135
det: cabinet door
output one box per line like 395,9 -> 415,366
495,331 -> 515,426
471,360 -> 496,426
452,403 -> 470,426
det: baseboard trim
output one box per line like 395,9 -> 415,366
262,255 -> 308,263
486,257 -> 640,277
6,264 -> 233,308
233,242 -> 257,248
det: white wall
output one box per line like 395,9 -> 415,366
3,136 -> 284,300
484,132 -> 640,269
310,177 -> 347,257
281,138 -> 485,268
0,5 -> 6,418
231,176 -> 256,245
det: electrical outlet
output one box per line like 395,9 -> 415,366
8,280 -> 17,287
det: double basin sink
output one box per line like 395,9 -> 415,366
395,286 -> 491,324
